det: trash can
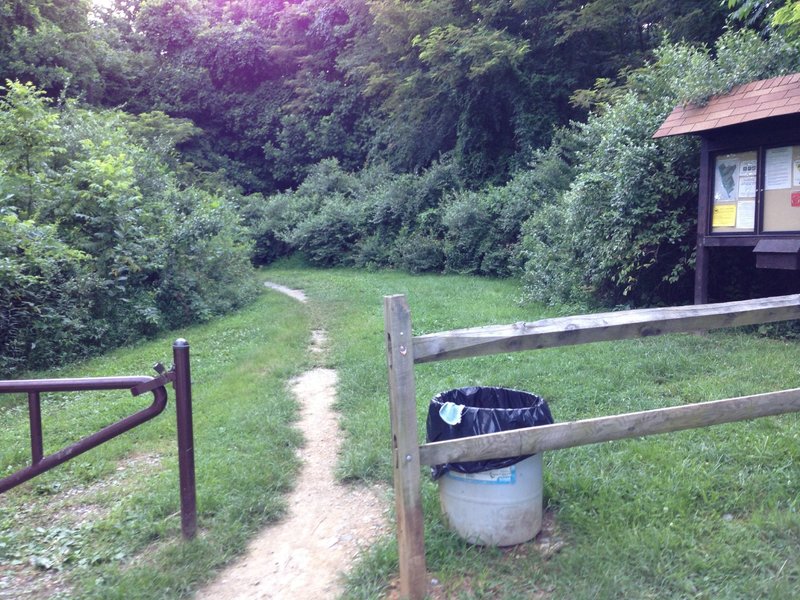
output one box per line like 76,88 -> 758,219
426,386 -> 554,546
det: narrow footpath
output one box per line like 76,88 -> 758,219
195,283 -> 388,599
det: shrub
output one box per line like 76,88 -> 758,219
0,81 -> 62,220
390,228 -> 445,273
0,214 -> 98,375
0,82 -> 259,373
353,233 -> 394,269
440,145 -> 572,277
256,158 -> 462,271
156,189 -> 259,327
288,193 -> 369,267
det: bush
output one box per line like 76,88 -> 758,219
288,193 -> 369,267
0,81 -> 259,374
353,233 -> 394,269
257,158 -> 462,271
254,151 -> 575,278
156,189 -> 259,327
0,214 -> 98,375
440,147 -> 571,277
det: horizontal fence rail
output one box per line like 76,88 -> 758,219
413,294 -> 800,363
419,388 -> 800,466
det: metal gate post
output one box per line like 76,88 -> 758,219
173,338 -> 197,540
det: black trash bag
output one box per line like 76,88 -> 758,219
426,386 -> 554,480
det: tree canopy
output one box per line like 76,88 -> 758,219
3,0 -> 799,374
2,0 -> 731,191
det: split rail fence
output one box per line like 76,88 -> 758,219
384,293 -> 800,600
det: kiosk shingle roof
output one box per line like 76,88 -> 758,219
653,73 -> 800,138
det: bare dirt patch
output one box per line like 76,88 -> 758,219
195,285 -> 390,599
0,564 -> 69,600
384,510 -> 563,600
264,282 -> 308,303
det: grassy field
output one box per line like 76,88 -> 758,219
2,265 -> 799,599
263,265 -> 800,600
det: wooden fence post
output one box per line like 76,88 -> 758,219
384,295 -> 427,600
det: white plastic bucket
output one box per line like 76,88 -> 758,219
438,454 -> 543,546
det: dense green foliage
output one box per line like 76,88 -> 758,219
727,0 -> 800,36
0,81 -> 258,375
2,0 -> 799,374
2,0 -> 729,191
0,214 -> 94,374
256,147 -> 569,277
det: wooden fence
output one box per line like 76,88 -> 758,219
384,293 -> 800,600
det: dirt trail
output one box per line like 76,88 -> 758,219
195,284 -> 388,600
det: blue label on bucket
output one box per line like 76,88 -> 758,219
445,465 -> 516,484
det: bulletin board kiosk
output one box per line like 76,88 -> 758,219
654,73 -> 800,304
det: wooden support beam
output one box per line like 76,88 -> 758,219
413,294 -> 800,364
695,243 -> 710,304
384,295 -> 427,600
418,388 -> 800,467
696,138 -> 710,305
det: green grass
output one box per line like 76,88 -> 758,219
0,287 -> 311,598
3,265 -> 800,599
262,265 -> 800,600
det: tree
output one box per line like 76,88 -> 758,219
342,0 -> 727,182
0,80 -> 62,219
0,1 -> 107,100
727,0 -> 800,38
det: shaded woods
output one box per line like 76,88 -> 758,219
3,0 -> 800,373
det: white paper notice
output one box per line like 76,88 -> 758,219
765,146 -> 793,190
740,159 -> 757,178
794,159 -> 800,187
736,199 -> 756,230
739,176 -> 756,198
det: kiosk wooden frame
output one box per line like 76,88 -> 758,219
384,293 -> 800,600
653,73 -> 800,304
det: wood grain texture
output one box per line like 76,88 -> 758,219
384,295 -> 427,600
413,294 -> 800,363
418,388 -> 800,466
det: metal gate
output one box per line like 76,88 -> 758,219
0,339 -> 197,539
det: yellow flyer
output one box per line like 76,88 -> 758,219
712,204 -> 736,227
